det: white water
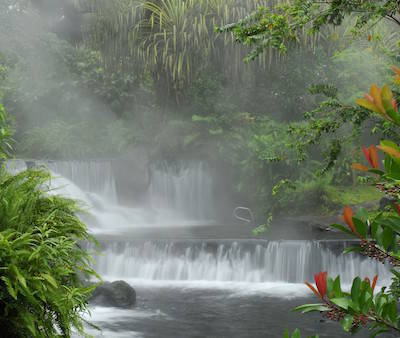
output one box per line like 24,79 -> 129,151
149,162 -> 215,220
7,159 -> 391,295
7,159 -> 217,232
91,240 -> 390,285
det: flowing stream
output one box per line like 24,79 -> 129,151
7,159 -> 394,337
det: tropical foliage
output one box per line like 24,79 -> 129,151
0,102 -> 99,336
218,0 -> 400,61
292,63 -> 400,338
1,0 -> 397,221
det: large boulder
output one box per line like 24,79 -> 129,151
90,281 -> 136,308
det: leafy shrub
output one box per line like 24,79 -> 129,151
294,76 -> 400,337
0,102 -> 98,337
273,172 -> 333,214
18,119 -> 136,159
0,168 -> 99,337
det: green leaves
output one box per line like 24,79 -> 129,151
341,315 -> 354,332
351,277 -> 361,309
219,0 -> 400,61
330,297 -> 350,310
292,304 -> 329,313
284,328 -> 319,338
0,166 -> 100,337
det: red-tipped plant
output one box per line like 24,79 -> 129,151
342,206 -> 358,236
352,145 -> 379,171
362,146 -> 379,169
394,203 -> 400,216
305,271 -> 327,300
364,275 -> 378,293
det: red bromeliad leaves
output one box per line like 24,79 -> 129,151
394,203 -> 400,216
393,98 -> 398,112
305,281 -> 322,299
351,163 -> 369,171
362,146 -> 379,169
393,201 -> 400,213
393,66 -> 400,84
305,272 -> 328,300
314,271 -> 327,299
364,275 -> 378,293
372,275 -> 378,293
377,145 -> 400,159
356,84 -> 397,122
343,206 -> 357,235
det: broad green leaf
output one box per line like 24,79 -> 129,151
355,208 -> 369,223
292,303 -> 329,313
387,301 -> 397,323
341,315 -> 354,332
353,218 -> 367,238
343,246 -> 361,254
351,277 -> 361,306
292,329 -> 301,338
368,169 -> 385,175
375,225 -> 384,247
329,223 -> 353,236
382,226 -> 393,251
333,276 -> 343,298
330,297 -> 350,310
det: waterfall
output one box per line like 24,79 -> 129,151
4,159 -> 390,291
91,240 -> 390,284
4,159 -> 216,231
45,160 -> 118,203
149,162 -> 216,220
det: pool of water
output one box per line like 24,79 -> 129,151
80,282 -> 396,338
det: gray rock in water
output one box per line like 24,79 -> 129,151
90,281 -> 136,308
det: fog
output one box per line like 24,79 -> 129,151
1,1 -> 398,337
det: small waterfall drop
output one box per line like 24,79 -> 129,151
91,240 -> 390,284
149,162 -> 216,221
45,160 -> 118,203
5,159 -> 217,232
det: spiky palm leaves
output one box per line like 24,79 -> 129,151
75,0 -> 350,101
76,1 -> 282,94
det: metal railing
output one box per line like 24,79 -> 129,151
233,207 -> 255,226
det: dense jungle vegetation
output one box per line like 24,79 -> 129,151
1,0 -> 398,221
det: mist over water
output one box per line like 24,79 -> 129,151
7,158 -> 392,338
2,2 -> 398,337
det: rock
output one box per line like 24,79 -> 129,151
90,281 -> 136,308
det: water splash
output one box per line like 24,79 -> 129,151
5,159 -> 217,232
91,240 -> 390,284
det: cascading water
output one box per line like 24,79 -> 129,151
149,162 -> 215,220
5,159 -> 217,232
8,159 -> 392,337
45,160 -> 118,203
91,240 -> 390,285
